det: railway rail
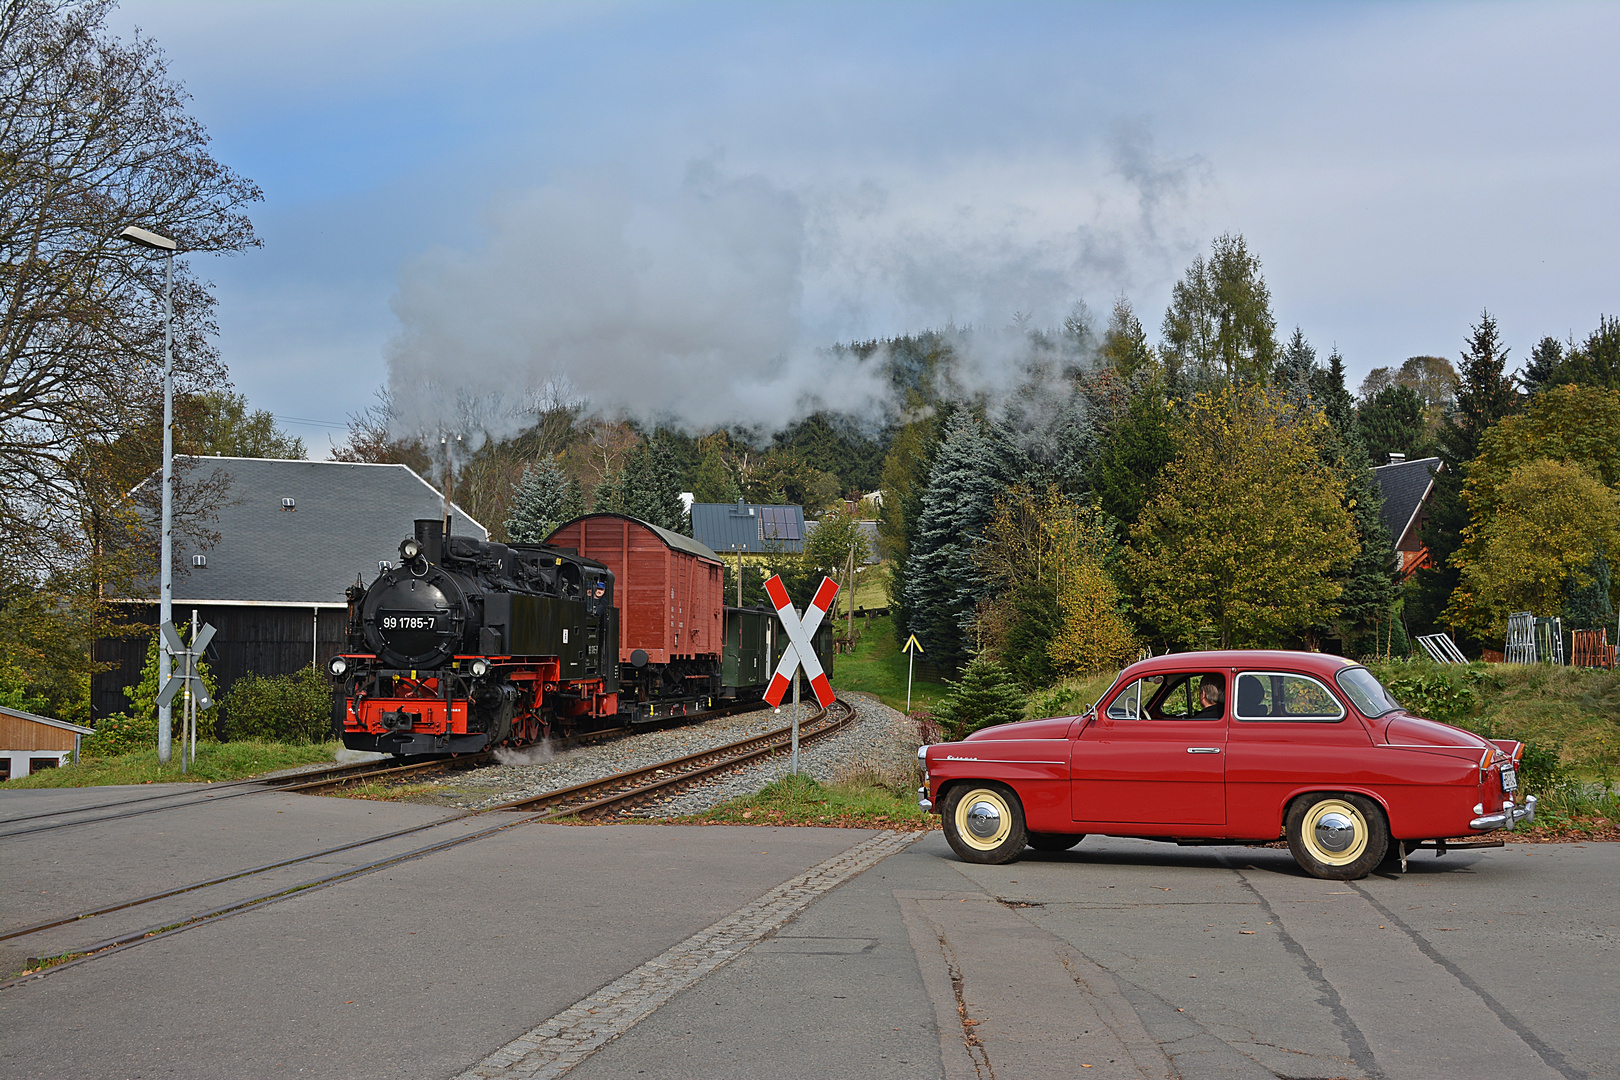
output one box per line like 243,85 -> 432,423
2,697 -> 854,989
0,699 -> 774,836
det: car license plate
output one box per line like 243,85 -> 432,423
1500,762 -> 1518,792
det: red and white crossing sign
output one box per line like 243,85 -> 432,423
763,574 -> 838,709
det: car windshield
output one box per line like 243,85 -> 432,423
1334,666 -> 1402,718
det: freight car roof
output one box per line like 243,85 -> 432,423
549,514 -> 723,565
117,457 -> 487,605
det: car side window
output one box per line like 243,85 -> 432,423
1106,675 -> 1162,719
1146,673 -> 1225,721
1233,672 -> 1345,722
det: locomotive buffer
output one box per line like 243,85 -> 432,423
763,574 -> 838,774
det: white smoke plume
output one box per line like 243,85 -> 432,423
385,129 -> 1211,445
493,740 -> 555,767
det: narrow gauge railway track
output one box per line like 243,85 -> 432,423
0,755 -> 492,840
495,698 -> 855,820
0,700 -> 774,836
2,698 -> 853,989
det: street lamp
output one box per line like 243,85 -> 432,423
120,224 -> 178,765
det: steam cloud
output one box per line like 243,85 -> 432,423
385,128 -> 1210,446
493,740 -> 555,766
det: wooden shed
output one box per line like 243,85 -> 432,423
1,706 -> 94,780
546,515 -> 724,664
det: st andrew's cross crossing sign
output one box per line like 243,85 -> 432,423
155,619 -> 216,710
763,574 -> 838,709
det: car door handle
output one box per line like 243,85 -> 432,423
1186,747 -> 1222,754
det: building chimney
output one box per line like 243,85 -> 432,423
1388,452 -> 1406,464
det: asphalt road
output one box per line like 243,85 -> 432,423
2,784 -> 1615,1079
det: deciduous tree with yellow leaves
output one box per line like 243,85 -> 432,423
1125,386 -> 1358,648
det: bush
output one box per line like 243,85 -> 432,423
81,712 -> 158,757
1368,660 -> 1483,725
1507,736 -> 1565,793
125,629 -> 219,738
222,668 -> 333,744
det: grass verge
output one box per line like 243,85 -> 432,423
662,773 -> 934,830
0,740 -> 340,788
833,614 -> 950,714
341,780 -> 450,803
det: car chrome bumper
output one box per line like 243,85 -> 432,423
1470,796 -> 1536,832
917,786 -> 932,812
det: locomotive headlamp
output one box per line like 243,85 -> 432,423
329,657 -> 348,676
401,538 -> 422,560
470,659 -> 489,677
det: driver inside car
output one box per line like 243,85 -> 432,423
1193,676 -> 1224,718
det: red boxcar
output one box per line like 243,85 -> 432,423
546,514 -> 724,664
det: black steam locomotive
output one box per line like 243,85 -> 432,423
331,514 -> 831,758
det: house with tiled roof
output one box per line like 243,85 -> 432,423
94,457 -> 485,720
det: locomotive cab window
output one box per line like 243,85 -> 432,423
1234,672 -> 1345,722
586,574 -> 611,616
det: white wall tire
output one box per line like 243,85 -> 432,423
942,783 -> 1027,864
1286,793 -> 1388,880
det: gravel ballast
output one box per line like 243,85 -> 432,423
431,693 -> 920,816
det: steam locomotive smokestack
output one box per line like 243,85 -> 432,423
413,518 -> 444,565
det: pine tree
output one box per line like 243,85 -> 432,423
1274,327 -> 1316,393
621,437 -> 688,533
559,476 -> 586,524
903,412 -> 1010,669
505,458 -> 574,543
1411,310 -> 1521,638
1564,315 -> 1620,391
692,446 -> 740,503
933,654 -> 1027,739
1088,389 -> 1175,528
1520,336 -> 1566,396
1316,351 -> 1397,652
592,469 -> 627,514
1098,296 -> 1156,379
1357,384 -> 1426,464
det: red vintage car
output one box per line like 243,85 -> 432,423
919,650 -> 1534,879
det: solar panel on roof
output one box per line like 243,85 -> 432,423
758,506 -> 800,541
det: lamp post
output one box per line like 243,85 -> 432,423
121,225 -> 178,764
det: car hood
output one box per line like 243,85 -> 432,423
1380,713 -> 1491,756
962,715 -> 1077,741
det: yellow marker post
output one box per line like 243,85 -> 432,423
902,633 -> 924,715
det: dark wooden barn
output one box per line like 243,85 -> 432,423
93,457 -> 485,721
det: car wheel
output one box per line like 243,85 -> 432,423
1286,793 -> 1388,880
942,783 -> 1027,864
1026,832 -> 1084,852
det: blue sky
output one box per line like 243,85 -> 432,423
111,1 -> 1619,453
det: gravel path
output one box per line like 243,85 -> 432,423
431,693 -> 920,816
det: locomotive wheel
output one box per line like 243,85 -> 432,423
941,782 -> 1027,865
1286,793 -> 1388,880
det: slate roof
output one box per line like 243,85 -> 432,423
689,501 -> 807,554
1372,456 -> 1443,551
124,458 -> 486,605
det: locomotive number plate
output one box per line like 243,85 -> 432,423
381,612 -> 438,631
